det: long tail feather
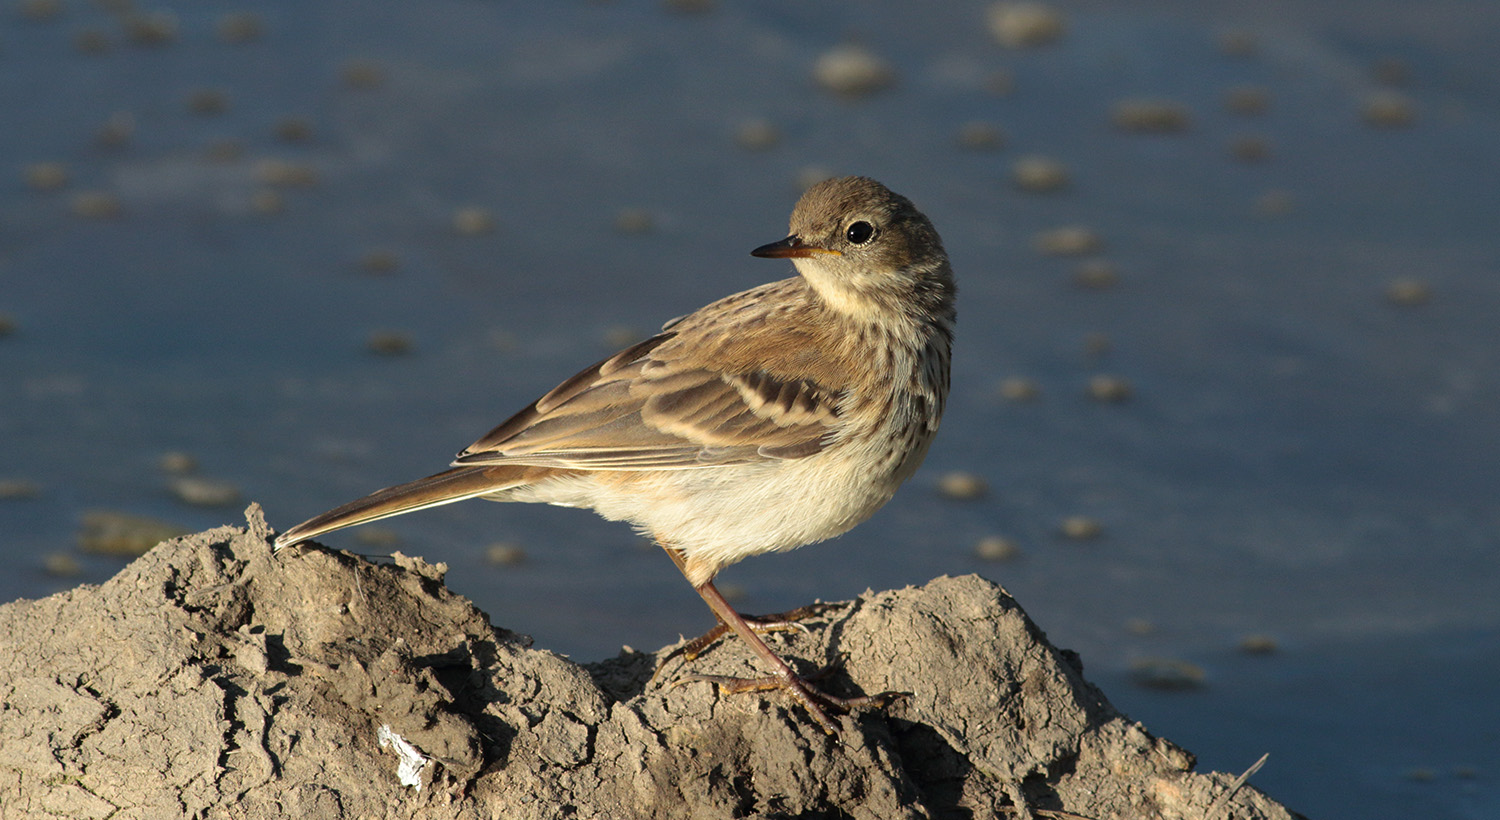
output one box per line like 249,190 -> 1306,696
273,466 -> 524,551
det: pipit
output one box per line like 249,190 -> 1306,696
274,176 -> 956,734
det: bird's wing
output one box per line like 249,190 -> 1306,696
453,332 -> 842,470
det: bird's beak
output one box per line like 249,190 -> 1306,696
750,235 -> 842,259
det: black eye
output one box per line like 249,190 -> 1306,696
845,220 -> 876,245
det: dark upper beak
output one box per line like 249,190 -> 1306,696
750,235 -> 842,259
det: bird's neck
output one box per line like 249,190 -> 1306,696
803,266 -> 955,342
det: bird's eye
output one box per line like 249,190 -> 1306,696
845,220 -> 876,245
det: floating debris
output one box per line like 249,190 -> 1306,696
255,159 -> 318,187
937,471 -> 988,501
1223,84 -> 1270,116
1404,767 -> 1436,783
355,527 -> 401,548
95,112 -> 136,149
1238,634 -> 1278,655
988,2 -> 1066,48
185,88 -> 230,116
488,328 -> 518,353
1111,99 -> 1192,133
1011,155 -> 1070,193
341,59 -> 386,90
358,249 -> 401,275
1072,259 -> 1119,290
613,208 -> 655,235
957,122 -> 1006,151
1087,375 -> 1133,403
1362,92 -> 1415,128
78,510 -> 189,557
1058,515 -> 1103,540
973,535 -> 1021,562
23,162 -> 69,192
998,377 -> 1040,402
15,0 -> 62,22
158,451 -> 198,474
217,12 -> 264,43
1228,135 -> 1271,162
123,11 -> 180,47
734,118 -> 780,151
367,331 -> 414,356
1033,226 -> 1101,256
274,117 -> 314,143
813,44 -> 895,98
72,191 -> 122,219
0,479 -> 41,499
42,553 -> 82,578
795,165 -> 836,191
169,477 -> 242,507
485,542 -> 528,566
1384,278 -> 1432,306
603,325 -> 642,348
1216,29 -> 1259,58
1130,657 -> 1206,690
453,206 -> 496,236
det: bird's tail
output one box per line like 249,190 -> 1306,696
273,466 -> 527,552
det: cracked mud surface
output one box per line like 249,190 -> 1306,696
0,506 -> 1300,818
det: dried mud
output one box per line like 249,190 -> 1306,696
0,506 -> 1299,819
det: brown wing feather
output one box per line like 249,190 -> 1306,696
461,333 -> 674,456
452,330 -> 843,471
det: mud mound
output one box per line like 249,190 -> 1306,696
0,506 -> 1298,819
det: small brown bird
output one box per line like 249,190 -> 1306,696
274,176 -> 955,733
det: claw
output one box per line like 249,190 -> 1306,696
655,602 -> 845,673
677,668 -> 907,735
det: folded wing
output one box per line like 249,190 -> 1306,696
453,332 -> 842,470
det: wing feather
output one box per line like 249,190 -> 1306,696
453,329 -> 843,471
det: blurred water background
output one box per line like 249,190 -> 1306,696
2,2 -> 1497,817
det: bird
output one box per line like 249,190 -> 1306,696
273,175 -> 955,734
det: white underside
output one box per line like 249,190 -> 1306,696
490,416 -> 934,585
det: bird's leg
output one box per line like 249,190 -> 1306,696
681,577 -> 902,735
653,546 -> 898,734
661,602 -> 843,667
650,547 -> 829,673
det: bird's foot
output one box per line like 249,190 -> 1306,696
668,602 -> 845,665
676,665 -> 908,735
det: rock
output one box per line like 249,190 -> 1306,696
0,505 -> 1299,819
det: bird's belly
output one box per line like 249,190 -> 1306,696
509,450 -> 902,570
